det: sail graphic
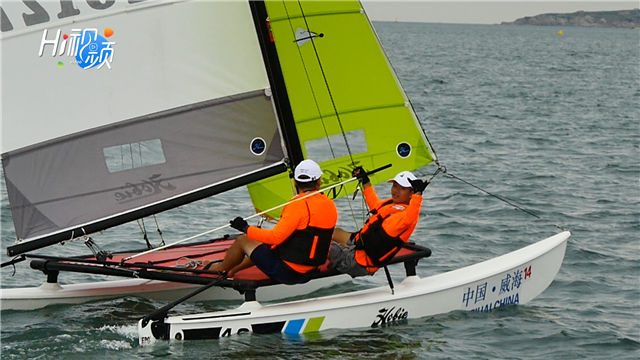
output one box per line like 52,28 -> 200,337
1,1 -> 292,256
295,28 -> 323,46
247,1 -> 436,218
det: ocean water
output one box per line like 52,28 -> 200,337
1,22 -> 639,359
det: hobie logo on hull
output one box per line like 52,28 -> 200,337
114,174 -> 176,204
372,306 -> 408,327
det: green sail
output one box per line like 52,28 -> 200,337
248,1 -> 435,218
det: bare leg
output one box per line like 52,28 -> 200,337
332,227 -> 353,247
228,257 -> 255,277
206,235 -> 261,275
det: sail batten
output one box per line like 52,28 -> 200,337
269,9 -> 363,22
294,102 -> 411,124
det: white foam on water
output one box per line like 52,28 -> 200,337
72,343 -> 86,353
99,339 -> 132,351
97,324 -> 139,340
53,334 -> 74,342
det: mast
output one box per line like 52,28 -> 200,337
249,0 -> 305,169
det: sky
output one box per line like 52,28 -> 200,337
361,1 -> 638,24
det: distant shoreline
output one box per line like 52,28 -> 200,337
500,9 -> 639,29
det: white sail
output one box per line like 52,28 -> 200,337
2,1 -> 269,153
1,1 -> 290,255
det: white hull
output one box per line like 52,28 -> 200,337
0,275 -> 351,311
139,232 -> 570,345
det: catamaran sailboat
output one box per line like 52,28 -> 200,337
1,0 -> 569,343
0,0 -> 436,309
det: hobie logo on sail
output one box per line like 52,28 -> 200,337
114,174 -> 176,204
397,143 -> 412,158
38,28 -> 115,69
250,138 -> 266,156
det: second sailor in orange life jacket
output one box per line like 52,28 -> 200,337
329,167 -> 428,278
203,159 -> 338,285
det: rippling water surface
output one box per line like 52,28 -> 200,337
1,22 -> 638,359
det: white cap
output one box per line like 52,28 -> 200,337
387,171 -> 417,188
294,159 -> 322,182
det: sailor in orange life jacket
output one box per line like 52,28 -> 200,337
203,159 -> 338,285
329,167 -> 428,278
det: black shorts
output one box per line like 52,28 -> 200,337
250,244 -> 314,285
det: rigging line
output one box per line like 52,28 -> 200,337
84,237 -> 113,262
425,164 -> 445,183
280,2 -> 340,167
153,215 -> 166,247
349,184 -> 369,229
341,182 -> 363,230
175,257 -> 203,269
348,178 -> 373,230
443,170 -> 568,232
121,168 -> 386,262
406,96 -> 441,167
0,255 -> 25,276
295,1 -> 355,167
0,255 -> 26,269
24,253 -> 226,275
137,217 -> 153,249
359,6 -> 440,167
280,1 -> 350,203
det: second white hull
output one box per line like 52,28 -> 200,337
0,274 -> 351,311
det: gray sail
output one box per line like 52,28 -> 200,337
1,1 -> 289,255
3,92 -> 284,247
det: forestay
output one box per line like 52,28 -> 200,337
1,1 -> 288,256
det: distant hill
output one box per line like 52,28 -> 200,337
501,9 -> 639,29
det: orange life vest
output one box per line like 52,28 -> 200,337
354,200 -> 410,269
275,200 -> 334,267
